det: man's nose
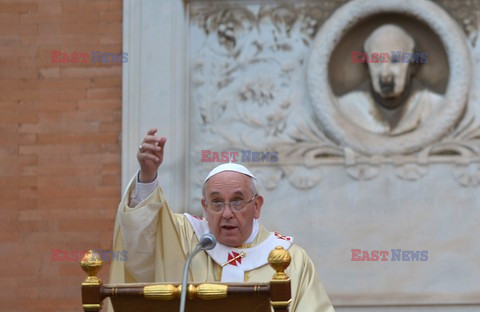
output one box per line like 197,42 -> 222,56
221,204 -> 234,219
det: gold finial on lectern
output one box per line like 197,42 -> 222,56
268,246 -> 291,280
80,250 -> 103,285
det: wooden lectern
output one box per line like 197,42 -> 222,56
81,246 -> 292,312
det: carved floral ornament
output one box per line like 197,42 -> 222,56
189,0 -> 480,188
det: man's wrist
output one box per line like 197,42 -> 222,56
138,171 -> 157,183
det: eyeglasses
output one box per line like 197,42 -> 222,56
208,195 -> 257,213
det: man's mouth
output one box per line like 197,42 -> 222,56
221,225 -> 237,231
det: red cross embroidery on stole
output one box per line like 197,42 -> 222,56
226,251 -> 242,266
274,232 -> 291,241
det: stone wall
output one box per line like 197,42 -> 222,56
123,0 -> 480,310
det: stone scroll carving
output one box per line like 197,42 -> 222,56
187,0 -> 480,190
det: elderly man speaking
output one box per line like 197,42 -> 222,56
109,129 -> 334,312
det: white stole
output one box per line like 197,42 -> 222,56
184,214 -> 293,282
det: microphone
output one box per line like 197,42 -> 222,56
179,233 -> 217,312
198,233 -> 216,250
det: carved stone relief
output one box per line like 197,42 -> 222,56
187,0 -> 480,194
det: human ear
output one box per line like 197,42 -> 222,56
253,195 -> 263,219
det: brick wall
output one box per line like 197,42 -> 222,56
0,1 -> 123,311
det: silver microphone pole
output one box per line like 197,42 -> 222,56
179,233 -> 216,312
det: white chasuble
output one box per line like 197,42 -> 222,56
108,177 -> 335,312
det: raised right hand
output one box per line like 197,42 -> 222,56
137,128 -> 167,183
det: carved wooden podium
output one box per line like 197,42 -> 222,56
81,246 -> 292,312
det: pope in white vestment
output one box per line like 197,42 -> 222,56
108,130 -> 334,312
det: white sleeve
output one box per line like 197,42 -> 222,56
129,172 -> 158,207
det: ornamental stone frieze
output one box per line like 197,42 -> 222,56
188,0 -> 480,189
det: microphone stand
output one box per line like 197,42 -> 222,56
179,245 -> 202,312
179,234 -> 216,312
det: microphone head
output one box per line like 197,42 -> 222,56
199,233 -> 217,250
